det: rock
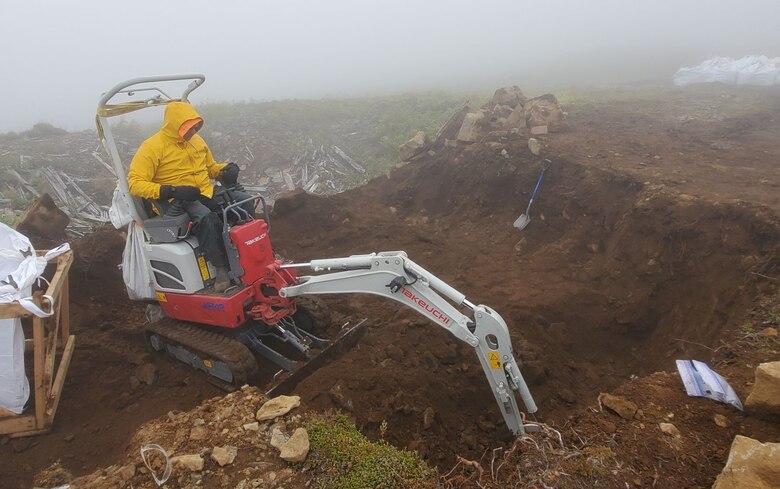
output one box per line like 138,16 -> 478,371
523,94 -> 567,132
385,344 -> 405,362
171,454 -> 204,472
422,407 -> 435,430
243,422 -> 260,432
457,112 -> 485,143
63,434 -> 75,442
490,86 -> 528,108
501,148 -> 509,159
659,422 -> 681,437
211,445 -> 238,467
745,362 -> 780,419
530,125 -> 549,135
116,463 -> 136,481
15,194 -> 69,244
528,138 -> 541,156
279,428 -> 310,462
270,425 -> 289,449
759,327 -> 778,338
128,376 -> 141,390
256,395 -> 300,421
399,131 -> 429,161
504,105 -> 526,129
135,363 -> 158,386
712,435 -> 780,489
189,425 -> 209,441
714,414 -> 730,428
599,393 -> 637,420
329,381 -> 354,412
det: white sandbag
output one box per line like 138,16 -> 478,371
674,55 -> 780,86
109,184 -> 135,229
0,319 -> 29,414
122,222 -> 156,301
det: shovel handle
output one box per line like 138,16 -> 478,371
530,168 -> 546,201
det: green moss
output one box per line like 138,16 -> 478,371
306,414 -> 436,489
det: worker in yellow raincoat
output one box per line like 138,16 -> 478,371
128,101 -> 254,292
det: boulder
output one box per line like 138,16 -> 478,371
433,105 -> 469,146
279,428 -> 310,462
134,363 -> 158,386
489,86 -> 528,109
712,435 -> 780,489
745,362 -> 780,419
256,395 -> 300,421
399,131 -> 430,161
171,454 -> 204,472
504,105 -> 527,130
211,445 -> 238,467
528,138 -> 542,156
457,112 -> 485,143
523,94 -> 567,132
599,393 -> 637,420
15,193 -> 69,244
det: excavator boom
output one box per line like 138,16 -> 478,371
278,251 -> 538,435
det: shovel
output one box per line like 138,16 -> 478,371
514,159 -> 550,230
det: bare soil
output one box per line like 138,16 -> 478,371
2,85 -> 780,488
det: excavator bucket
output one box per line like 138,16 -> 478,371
266,319 -> 368,396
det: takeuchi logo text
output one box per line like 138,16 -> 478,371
400,287 -> 450,325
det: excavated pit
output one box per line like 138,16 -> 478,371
267,142 -> 779,466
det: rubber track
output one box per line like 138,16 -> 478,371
147,318 -> 258,385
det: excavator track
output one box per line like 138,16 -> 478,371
146,318 -> 258,389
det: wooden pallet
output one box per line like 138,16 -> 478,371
0,250 -> 74,437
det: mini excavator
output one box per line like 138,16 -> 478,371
97,75 -> 538,434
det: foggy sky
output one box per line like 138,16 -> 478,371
2,0 -> 780,132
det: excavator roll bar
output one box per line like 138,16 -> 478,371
280,251 -> 539,435
96,74 -> 207,223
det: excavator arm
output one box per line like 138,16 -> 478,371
279,251 -> 538,435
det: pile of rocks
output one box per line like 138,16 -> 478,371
39,387 -> 314,489
399,85 -> 568,161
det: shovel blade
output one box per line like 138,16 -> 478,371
513,214 -> 531,230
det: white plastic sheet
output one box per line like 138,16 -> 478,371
0,223 -> 69,413
109,184 -> 135,229
676,359 -> 743,410
122,222 -> 156,301
674,55 -> 780,86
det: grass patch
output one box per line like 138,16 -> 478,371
306,414 -> 436,489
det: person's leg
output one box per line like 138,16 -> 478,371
180,200 -> 227,269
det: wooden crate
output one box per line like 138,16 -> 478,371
0,250 -> 74,437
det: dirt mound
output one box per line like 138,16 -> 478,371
33,387 -> 313,489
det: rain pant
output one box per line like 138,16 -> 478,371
128,102 -> 226,200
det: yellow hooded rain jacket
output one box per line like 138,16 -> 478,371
128,102 -> 226,200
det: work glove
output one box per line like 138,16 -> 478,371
160,185 -> 201,202
219,162 -> 240,186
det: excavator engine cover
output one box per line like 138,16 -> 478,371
229,219 -> 274,285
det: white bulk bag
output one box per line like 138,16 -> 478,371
122,222 -> 156,301
0,223 -> 69,413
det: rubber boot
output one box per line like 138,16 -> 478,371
214,266 -> 231,293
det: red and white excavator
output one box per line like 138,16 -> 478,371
97,75 -> 538,434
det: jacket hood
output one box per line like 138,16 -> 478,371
161,102 -> 203,139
